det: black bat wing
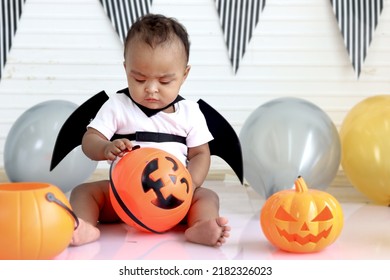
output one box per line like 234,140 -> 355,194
197,99 -> 244,184
50,91 -> 109,171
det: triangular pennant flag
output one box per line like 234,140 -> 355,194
99,0 -> 153,44
215,0 -> 266,74
0,0 -> 26,81
330,0 -> 384,78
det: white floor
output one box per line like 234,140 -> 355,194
54,179 -> 390,260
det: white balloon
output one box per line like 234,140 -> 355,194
4,100 -> 97,193
240,97 -> 341,198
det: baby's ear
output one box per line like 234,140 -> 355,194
184,65 -> 191,78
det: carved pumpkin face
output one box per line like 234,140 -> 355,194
260,176 -> 343,253
142,155 -> 191,210
110,146 -> 193,233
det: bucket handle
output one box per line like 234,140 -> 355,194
46,192 -> 80,230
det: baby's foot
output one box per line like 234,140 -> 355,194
70,218 -> 100,246
184,217 -> 230,247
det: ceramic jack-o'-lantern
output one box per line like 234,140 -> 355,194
0,182 -> 78,259
109,146 -> 193,233
260,176 -> 343,253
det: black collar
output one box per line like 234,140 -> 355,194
117,88 -> 184,117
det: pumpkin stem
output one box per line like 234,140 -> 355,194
294,176 -> 308,193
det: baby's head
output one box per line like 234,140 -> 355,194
123,14 -> 191,110
124,14 -> 190,65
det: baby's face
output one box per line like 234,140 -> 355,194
123,38 -> 190,111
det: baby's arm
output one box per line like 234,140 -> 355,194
81,128 -> 133,161
186,143 -> 211,188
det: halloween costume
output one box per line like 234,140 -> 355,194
50,88 -> 244,184
88,88 -> 213,165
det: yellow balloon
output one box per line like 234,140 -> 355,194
340,95 -> 390,205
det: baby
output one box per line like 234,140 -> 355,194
69,13 -> 231,247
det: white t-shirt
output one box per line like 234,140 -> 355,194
87,92 -> 214,165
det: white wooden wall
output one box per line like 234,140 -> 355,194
1,0 -> 390,173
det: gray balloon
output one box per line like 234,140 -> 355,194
240,97 -> 341,198
4,100 -> 98,193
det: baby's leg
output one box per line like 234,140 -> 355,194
184,187 -> 230,247
69,180 -> 119,246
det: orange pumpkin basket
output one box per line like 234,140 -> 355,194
0,182 -> 78,260
109,146 -> 193,233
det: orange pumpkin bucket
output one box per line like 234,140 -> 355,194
109,146 -> 194,233
0,182 -> 78,260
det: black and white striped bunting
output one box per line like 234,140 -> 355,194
215,0 -> 266,74
1,1 -> 386,81
330,0 -> 384,78
0,0 -> 25,81
99,0 -> 153,44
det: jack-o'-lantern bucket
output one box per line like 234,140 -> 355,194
109,146 -> 194,233
0,182 -> 78,259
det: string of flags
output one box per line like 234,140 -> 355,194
0,0 -> 385,80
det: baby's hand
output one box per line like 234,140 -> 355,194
104,138 -> 133,160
